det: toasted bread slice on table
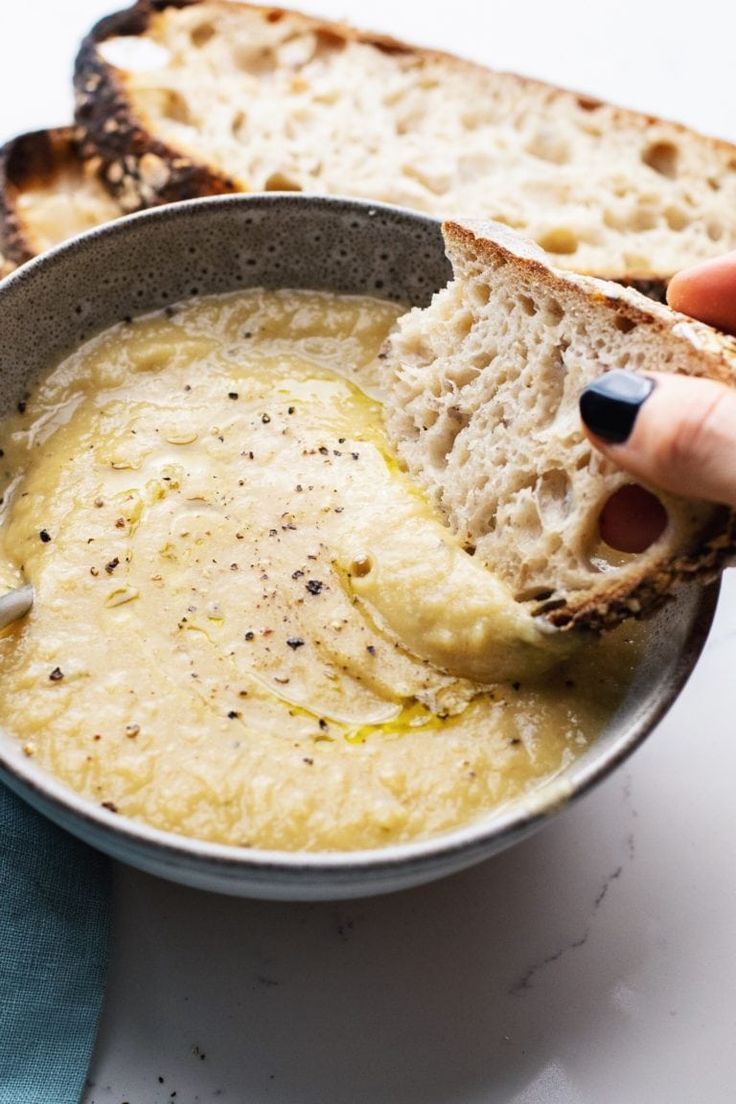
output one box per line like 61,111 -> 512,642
382,221 -> 736,632
0,127 -> 122,270
75,0 -> 736,289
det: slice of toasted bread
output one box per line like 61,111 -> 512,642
75,0 -> 736,287
382,221 -> 736,631
0,127 -> 122,269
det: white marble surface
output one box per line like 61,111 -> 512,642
4,2 -> 736,1100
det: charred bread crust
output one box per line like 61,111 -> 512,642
0,127 -> 84,266
73,0 -> 415,212
75,1 -> 736,286
74,1 -> 418,212
541,508 -> 736,632
75,2 -> 237,210
0,126 -> 123,267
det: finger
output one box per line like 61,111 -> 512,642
667,252 -> 736,335
579,369 -> 736,509
598,484 -> 668,553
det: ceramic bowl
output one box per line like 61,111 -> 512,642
0,194 -> 718,899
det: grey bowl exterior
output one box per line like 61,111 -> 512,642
0,194 -> 719,899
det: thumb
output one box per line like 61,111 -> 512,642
667,251 -> 736,335
579,368 -> 736,509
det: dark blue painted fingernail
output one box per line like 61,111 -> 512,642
579,370 -> 656,444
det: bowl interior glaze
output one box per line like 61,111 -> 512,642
0,195 -> 718,899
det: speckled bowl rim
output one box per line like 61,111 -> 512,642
0,193 -> 720,881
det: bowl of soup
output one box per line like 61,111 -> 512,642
0,195 -> 717,899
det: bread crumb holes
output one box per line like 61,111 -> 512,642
641,141 -> 679,179
614,314 -> 637,334
538,228 -> 578,255
191,22 -> 216,47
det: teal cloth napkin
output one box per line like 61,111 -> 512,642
0,782 -> 111,1104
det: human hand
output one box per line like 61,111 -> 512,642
579,252 -> 736,550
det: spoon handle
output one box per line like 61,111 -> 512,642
0,584 -> 33,630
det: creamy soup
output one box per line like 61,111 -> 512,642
0,290 -> 640,850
